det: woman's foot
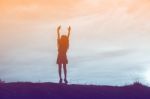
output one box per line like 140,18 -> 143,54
59,79 -> 62,83
64,79 -> 68,84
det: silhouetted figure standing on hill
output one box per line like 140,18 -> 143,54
56,25 -> 71,84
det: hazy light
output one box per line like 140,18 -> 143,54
144,68 -> 150,84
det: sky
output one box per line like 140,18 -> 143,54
0,0 -> 150,86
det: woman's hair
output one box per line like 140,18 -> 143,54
59,35 -> 69,51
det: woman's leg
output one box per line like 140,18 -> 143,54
58,64 -> 62,83
63,64 -> 68,83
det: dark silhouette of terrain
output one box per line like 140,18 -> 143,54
0,82 -> 150,99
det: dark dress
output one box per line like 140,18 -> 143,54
57,38 -> 68,64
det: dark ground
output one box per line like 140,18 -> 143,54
0,82 -> 150,99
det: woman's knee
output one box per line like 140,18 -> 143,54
58,64 -> 62,69
63,64 -> 66,69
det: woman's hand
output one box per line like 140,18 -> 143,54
57,25 -> 61,38
68,26 -> 71,38
57,25 -> 61,33
68,26 -> 71,33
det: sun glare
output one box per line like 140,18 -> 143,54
144,69 -> 150,84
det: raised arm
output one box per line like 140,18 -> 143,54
67,26 -> 71,39
57,25 -> 61,39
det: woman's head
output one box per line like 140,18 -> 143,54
61,35 -> 68,40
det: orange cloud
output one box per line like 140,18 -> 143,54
0,0 -> 150,22
0,0 -> 82,21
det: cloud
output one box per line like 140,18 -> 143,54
0,0 -> 82,21
0,0 -> 149,22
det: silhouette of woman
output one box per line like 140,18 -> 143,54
57,25 -> 71,84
